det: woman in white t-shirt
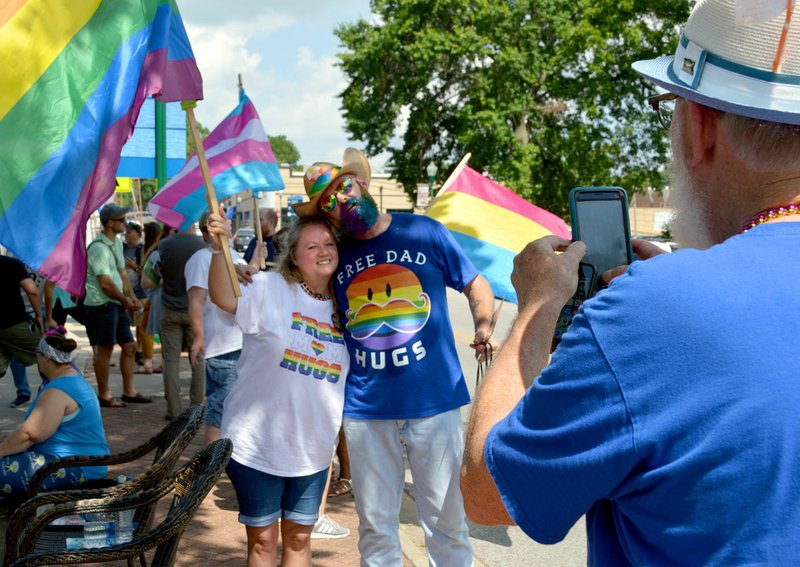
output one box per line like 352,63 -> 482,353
208,213 -> 349,567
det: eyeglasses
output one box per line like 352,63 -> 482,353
321,177 -> 356,213
112,217 -> 126,223
648,92 -> 679,131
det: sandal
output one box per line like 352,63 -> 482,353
121,393 -> 153,404
135,366 -> 153,374
328,477 -> 352,497
97,396 -> 127,408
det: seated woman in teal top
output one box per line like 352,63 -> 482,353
0,328 -> 109,499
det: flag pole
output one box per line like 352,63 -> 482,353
436,153 -> 471,201
182,99 -> 242,297
238,73 -> 266,270
251,192 -> 266,270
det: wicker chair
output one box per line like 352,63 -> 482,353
7,439 -> 233,567
27,403 -> 207,497
3,404 -> 206,567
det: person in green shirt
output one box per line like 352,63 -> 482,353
83,203 -> 152,408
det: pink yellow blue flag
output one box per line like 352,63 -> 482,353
426,163 -> 570,303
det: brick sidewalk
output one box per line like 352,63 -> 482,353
0,321 -> 410,566
95,389 -> 364,566
79,327 -> 369,566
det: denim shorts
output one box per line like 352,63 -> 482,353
84,303 -> 134,347
205,349 -> 240,428
225,458 -> 328,527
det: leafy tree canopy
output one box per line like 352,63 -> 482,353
269,134 -> 302,166
185,119 -> 210,158
335,0 -> 689,217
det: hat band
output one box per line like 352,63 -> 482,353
675,35 -> 800,86
670,35 -> 800,113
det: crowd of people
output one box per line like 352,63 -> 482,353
1,0 -> 799,564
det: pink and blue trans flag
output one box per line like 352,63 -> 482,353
148,90 -> 285,231
0,0 -> 203,297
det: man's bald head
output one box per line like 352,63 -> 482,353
259,208 -> 278,237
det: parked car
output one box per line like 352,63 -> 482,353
232,228 -> 255,253
638,235 -> 677,253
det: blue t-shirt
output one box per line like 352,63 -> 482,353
486,223 -> 800,565
244,234 -> 276,269
27,374 -> 110,479
333,214 -> 478,419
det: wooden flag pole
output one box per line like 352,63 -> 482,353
251,194 -> 267,270
182,100 -> 241,297
236,73 -> 266,270
436,153 -> 471,200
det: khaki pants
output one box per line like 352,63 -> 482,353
159,307 -> 205,419
0,320 -> 40,377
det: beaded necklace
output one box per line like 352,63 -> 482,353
739,203 -> 800,234
300,281 -> 332,301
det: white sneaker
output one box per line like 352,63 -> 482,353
311,514 -> 350,539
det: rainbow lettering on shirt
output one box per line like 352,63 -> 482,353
291,313 -> 344,345
280,349 -> 341,383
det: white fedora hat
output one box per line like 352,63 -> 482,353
633,0 -> 800,124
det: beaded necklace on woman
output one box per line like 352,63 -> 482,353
299,281 -> 332,301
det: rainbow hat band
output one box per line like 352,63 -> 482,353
304,164 -> 341,200
294,148 -> 372,218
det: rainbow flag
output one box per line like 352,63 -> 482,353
426,165 -> 570,303
0,0 -> 202,297
148,90 -> 285,231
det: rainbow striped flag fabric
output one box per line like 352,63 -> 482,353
426,165 -> 570,303
148,90 -> 284,230
0,0 -> 202,296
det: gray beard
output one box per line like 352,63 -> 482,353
667,126 -> 715,250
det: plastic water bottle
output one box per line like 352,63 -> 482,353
65,476 -> 135,549
115,475 -> 134,543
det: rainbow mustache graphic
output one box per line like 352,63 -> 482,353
346,294 -> 431,350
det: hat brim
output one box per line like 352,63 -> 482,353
633,55 -> 800,126
292,199 -> 321,217
293,148 -> 372,218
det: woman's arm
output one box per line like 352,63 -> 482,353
0,389 -> 74,458
207,212 -> 238,314
44,280 -> 57,329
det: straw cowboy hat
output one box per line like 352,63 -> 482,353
293,147 -> 372,217
633,0 -> 800,124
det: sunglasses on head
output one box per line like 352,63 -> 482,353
321,177 -> 356,213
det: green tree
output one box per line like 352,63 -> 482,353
336,0 -> 688,217
269,134 -> 302,166
185,119 -> 210,158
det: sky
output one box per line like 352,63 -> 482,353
179,0 -> 382,170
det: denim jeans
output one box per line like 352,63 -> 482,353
9,357 -> 31,398
226,458 -> 328,527
344,409 -> 473,567
205,349 -> 240,428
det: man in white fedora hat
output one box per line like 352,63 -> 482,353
295,148 -> 495,565
462,0 -> 800,563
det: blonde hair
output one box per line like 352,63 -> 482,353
276,216 -> 338,287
